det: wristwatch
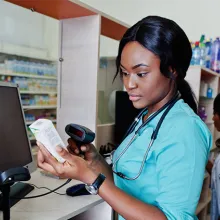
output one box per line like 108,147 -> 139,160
85,173 -> 106,195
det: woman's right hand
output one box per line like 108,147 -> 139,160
67,138 -> 99,166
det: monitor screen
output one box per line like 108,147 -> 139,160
114,91 -> 142,145
0,83 -> 32,172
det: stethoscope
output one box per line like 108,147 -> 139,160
112,92 -> 181,180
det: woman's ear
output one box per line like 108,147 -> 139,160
169,67 -> 177,80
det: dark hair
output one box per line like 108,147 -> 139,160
115,16 -> 197,113
214,93 -> 220,115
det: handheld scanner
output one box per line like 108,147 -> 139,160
65,124 -> 95,153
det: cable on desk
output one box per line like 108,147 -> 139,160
29,183 -> 66,196
11,179 -> 71,199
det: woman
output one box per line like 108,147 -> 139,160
37,16 -> 212,220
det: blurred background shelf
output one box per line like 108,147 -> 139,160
23,105 -> 57,110
20,91 -> 57,95
0,72 -> 57,80
26,119 -> 56,125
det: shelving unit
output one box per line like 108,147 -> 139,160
23,105 -> 57,110
0,51 -> 58,151
26,119 -> 57,126
20,91 -> 57,95
0,72 -> 57,80
186,66 -> 220,219
187,66 -> 220,147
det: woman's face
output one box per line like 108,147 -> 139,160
120,41 -> 172,109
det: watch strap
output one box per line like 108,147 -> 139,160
93,173 -> 106,190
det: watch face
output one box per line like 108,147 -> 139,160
85,184 -> 98,195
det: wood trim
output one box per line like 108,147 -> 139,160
5,0 -> 96,20
101,16 -> 128,41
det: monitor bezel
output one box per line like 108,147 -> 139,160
0,81 -> 37,173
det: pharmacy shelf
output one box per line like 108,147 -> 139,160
26,119 -> 57,125
199,96 -> 214,100
20,91 -> 57,95
0,72 -> 57,80
202,67 -> 220,78
23,105 -> 57,110
0,46 -> 57,62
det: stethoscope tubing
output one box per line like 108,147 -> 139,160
112,93 -> 180,180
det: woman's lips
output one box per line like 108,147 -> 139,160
129,94 -> 142,102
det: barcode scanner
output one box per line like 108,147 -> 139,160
65,124 -> 95,154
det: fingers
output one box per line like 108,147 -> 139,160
37,142 -> 64,174
67,138 -> 89,154
67,139 -> 79,154
37,150 -> 58,176
37,142 -> 54,161
56,146 -> 75,162
81,145 -> 90,152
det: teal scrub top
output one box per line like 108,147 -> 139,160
113,99 -> 212,220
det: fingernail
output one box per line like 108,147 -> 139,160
56,146 -> 63,152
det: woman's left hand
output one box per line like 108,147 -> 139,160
37,142 -> 98,184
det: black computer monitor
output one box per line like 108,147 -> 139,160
114,91 -> 142,145
0,82 -> 36,173
0,82 -> 36,212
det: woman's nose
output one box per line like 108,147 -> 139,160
128,74 -> 138,89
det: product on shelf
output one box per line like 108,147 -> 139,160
207,85 -> 213,98
191,42 -> 201,66
0,53 -> 58,146
205,40 -> 212,69
0,75 -> 57,92
198,106 -> 208,122
21,94 -> 57,106
200,81 -> 214,98
190,34 -> 220,73
25,114 -> 36,122
25,112 -> 56,123
4,59 -> 57,77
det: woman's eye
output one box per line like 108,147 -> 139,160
137,72 -> 148,77
121,71 -> 129,77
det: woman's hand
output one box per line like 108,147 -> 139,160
67,138 -> 100,166
37,142 -> 98,184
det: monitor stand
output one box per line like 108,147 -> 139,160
0,167 -> 33,220
0,182 -> 34,211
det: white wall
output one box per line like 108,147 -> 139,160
99,36 -> 119,58
0,1 -> 59,60
80,0 -> 220,56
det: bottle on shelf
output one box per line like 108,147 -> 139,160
205,39 -> 212,69
200,34 -> 205,44
198,106 -> 208,122
200,43 -> 206,67
191,41 -> 201,65
211,37 -> 220,73
207,84 -> 213,99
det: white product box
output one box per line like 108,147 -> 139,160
29,119 -> 66,163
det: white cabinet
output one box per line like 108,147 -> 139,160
57,15 -> 100,144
